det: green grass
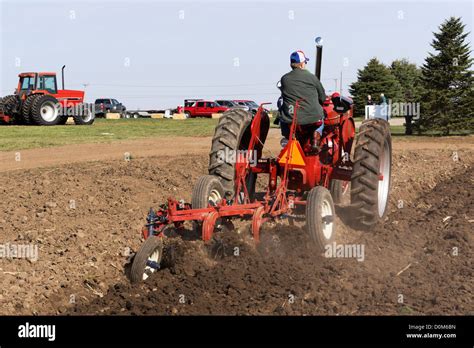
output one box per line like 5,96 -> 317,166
390,126 -> 473,136
390,126 -> 406,135
0,118 -> 470,152
0,118 -> 219,151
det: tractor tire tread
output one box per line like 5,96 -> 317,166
21,94 -> 41,125
208,109 -> 253,193
306,186 -> 335,251
191,175 -> 225,209
350,119 -> 391,230
30,95 -> 60,126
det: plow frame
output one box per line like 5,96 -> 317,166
143,99 -> 355,243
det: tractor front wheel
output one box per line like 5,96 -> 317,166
191,175 -> 226,239
306,186 -> 336,252
30,95 -> 61,126
350,119 -> 392,230
130,236 -> 164,283
191,175 -> 225,209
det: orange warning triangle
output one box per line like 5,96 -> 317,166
278,140 -> 306,166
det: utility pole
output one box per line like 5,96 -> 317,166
340,71 -> 343,94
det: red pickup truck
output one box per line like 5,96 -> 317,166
184,100 -> 228,118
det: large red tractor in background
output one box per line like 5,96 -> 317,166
0,66 -> 94,126
129,41 -> 392,283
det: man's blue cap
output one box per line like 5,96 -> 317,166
290,50 -> 310,64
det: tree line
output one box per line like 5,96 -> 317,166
349,17 -> 473,135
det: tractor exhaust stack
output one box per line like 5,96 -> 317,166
61,65 -> 66,90
315,37 -> 323,80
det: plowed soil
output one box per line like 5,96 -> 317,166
0,135 -> 472,315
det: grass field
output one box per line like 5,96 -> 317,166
0,118 -> 219,151
0,118 -> 469,151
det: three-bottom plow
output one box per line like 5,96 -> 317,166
130,97 -> 392,283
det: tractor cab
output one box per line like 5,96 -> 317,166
17,73 -> 58,99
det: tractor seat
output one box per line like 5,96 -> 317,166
295,121 -> 322,137
332,95 -> 353,114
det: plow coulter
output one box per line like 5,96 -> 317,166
130,97 -> 392,283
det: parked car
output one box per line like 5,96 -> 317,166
233,100 -> 259,114
215,100 -> 240,108
94,98 -> 126,117
184,100 -> 228,118
184,99 -> 203,107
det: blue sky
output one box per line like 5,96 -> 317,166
1,0 -> 472,109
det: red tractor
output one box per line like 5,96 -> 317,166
0,66 -> 94,126
130,44 -> 392,283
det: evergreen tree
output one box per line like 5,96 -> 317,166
391,59 -> 424,134
391,59 -> 424,102
350,58 -> 402,117
420,17 -> 473,135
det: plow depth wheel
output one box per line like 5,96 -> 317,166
130,236 -> 164,283
306,187 -> 336,252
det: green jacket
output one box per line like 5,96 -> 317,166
278,68 -> 326,125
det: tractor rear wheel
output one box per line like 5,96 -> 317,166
30,95 -> 61,126
1,95 -> 20,121
306,186 -> 336,251
73,107 -> 95,125
191,175 -> 225,209
350,119 -> 392,230
21,94 -> 40,125
130,235 -> 164,283
208,108 -> 269,196
57,116 -> 69,125
330,180 -> 350,205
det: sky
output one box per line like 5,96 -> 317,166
0,0 -> 473,109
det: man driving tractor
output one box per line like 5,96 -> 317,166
278,50 -> 327,151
